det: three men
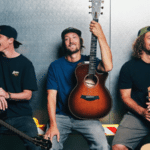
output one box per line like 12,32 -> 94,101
1,20 -> 149,150
44,21 -> 113,150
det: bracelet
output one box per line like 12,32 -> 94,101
8,92 -> 11,99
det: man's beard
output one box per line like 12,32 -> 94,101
143,47 -> 150,55
65,48 -> 80,55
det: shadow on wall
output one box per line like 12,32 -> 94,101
31,43 -> 64,124
31,71 -> 48,124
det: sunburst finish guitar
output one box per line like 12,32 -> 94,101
68,0 -> 112,119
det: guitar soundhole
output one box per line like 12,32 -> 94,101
84,75 -> 98,88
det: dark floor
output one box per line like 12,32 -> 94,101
0,134 -> 113,150
0,134 -> 147,150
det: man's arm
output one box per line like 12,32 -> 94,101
90,20 -> 113,72
120,88 -> 150,121
44,89 -> 60,142
0,88 -> 32,100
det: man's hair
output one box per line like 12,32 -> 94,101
14,41 -> 20,49
132,33 -> 146,58
61,37 -> 85,55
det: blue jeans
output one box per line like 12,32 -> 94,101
0,116 -> 42,150
47,114 -> 110,150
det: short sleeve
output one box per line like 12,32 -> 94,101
47,64 -> 58,90
95,57 -> 103,73
119,63 -> 132,89
96,57 -> 101,67
22,62 -> 38,91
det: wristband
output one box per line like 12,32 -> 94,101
8,92 -> 11,99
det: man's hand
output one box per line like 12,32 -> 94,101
0,88 -> 9,99
141,106 -> 150,122
44,126 -> 60,142
146,102 -> 150,111
89,20 -> 105,39
0,96 -> 8,110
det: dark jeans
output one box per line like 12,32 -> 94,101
0,116 -> 41,150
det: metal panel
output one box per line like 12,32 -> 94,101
0,0 -> 111,124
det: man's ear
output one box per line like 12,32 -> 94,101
8,37 -> 14,44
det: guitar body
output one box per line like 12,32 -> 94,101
68,64 -> 112,119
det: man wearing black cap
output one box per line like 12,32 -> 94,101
112,26 -> 150,150
0,25 -> 41,150
44,21 -> 113,150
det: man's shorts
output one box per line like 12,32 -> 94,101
112,112 -> 150,149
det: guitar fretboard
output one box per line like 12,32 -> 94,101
0,119 -> 33,141
89,18 -> 98,75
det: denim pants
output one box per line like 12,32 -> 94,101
0,116 -> 42,150
48,114 -> 110,150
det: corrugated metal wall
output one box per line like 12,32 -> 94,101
0,0 -> 150,149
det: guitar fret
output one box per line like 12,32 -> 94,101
90,58 -> 96,61
91,40 -> 97,42
90,62 -> 96,65
89,59 -> 96,60
90,56 -> 96,58
90,58 -> 96,60
90,51 -> 96,53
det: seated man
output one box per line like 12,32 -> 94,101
44,21 -> 113,150
0,25 -> 41,150
112,26 -> 150,150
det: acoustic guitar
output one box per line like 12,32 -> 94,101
0,119 -> 51,150
68,0 -> 112,119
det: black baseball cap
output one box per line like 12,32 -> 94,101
61,27 -> 82,39
0,25 -> 22,46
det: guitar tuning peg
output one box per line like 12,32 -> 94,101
101,6 -> 104,9
89,0 -> 92,2
89,6 -> 92,9
89,12 -> 92,14
101,12 -> 103,15
102,1 -> 104,3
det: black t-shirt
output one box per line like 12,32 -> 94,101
0,54 -> 38,118
119,58 -> 150,108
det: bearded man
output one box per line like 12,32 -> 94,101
112,26 -> 150,150
44,21 -> 113,150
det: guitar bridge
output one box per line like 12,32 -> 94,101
81,95 -> 99,101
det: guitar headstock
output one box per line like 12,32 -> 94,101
89,0 -> 104,19
34,136 -> 52,150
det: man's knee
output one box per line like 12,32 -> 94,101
112,144 -> 128,150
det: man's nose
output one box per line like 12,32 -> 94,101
69,38 -> 73,44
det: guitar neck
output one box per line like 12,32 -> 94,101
0,119 -> 52,150
89,18 -> 99,75
0,119 -> 34,142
